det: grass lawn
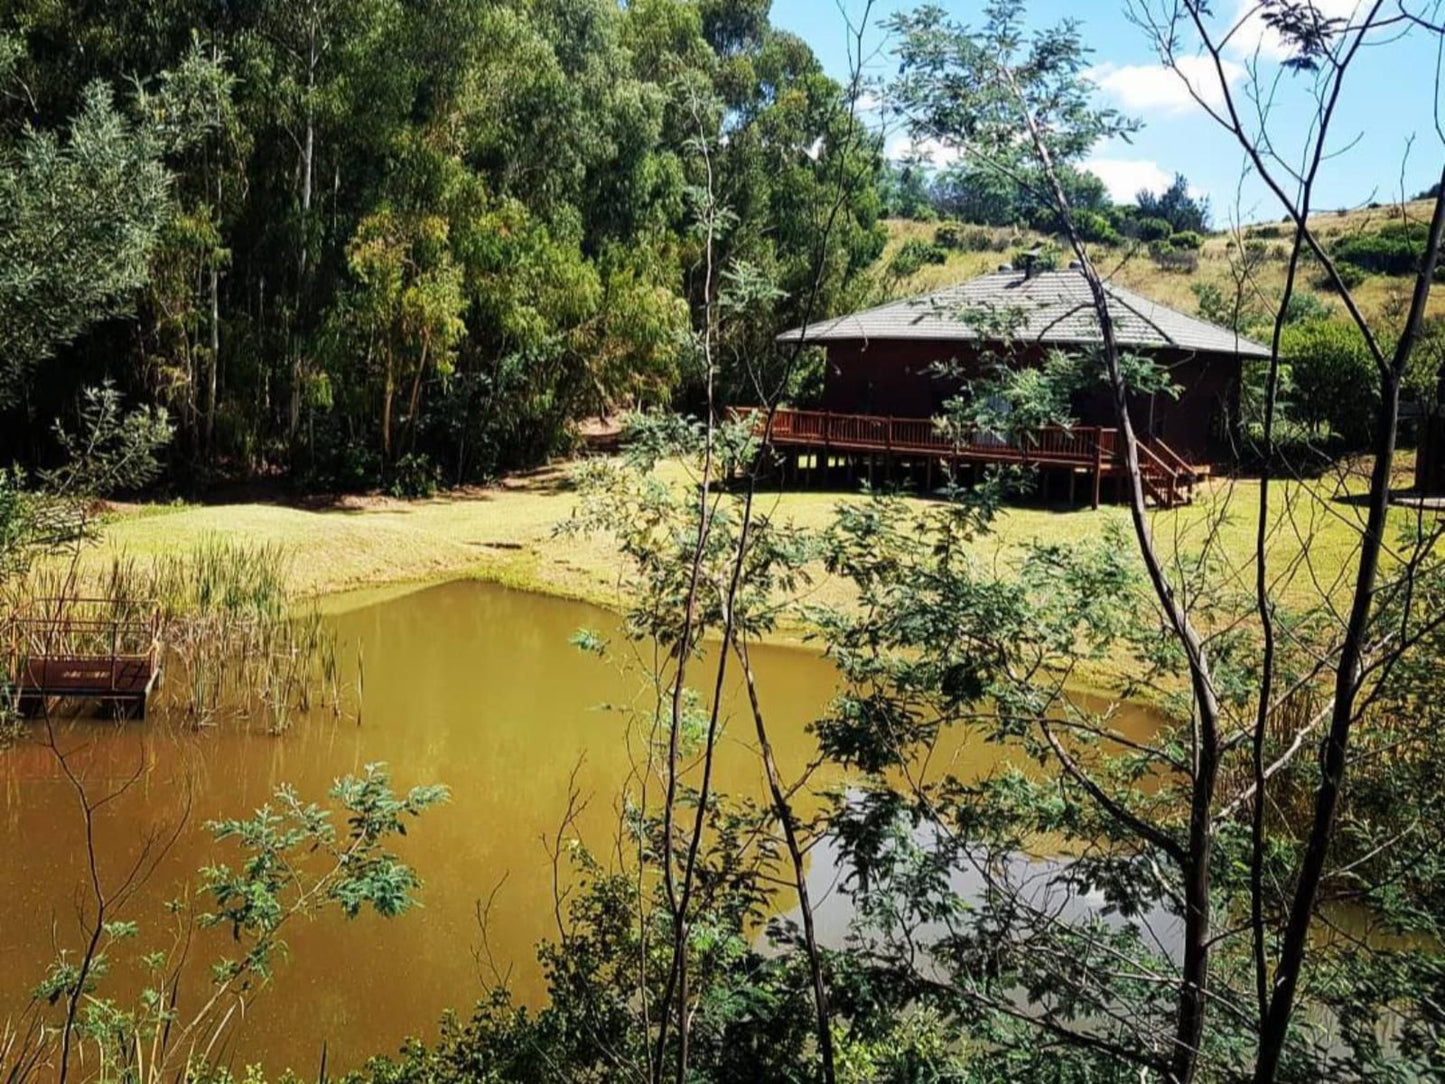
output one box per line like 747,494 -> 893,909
83,453 -> 1440,640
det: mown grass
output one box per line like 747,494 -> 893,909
82,453 -> 1440,644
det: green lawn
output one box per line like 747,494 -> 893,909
80,455 -> 1439,637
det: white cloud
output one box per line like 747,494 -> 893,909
1225,0 -> 1363,61
1085,158 -> 1176,202
1088,55 -> 1245,114
885,134 -> 964,167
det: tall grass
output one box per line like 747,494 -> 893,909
4,537 -> 346,733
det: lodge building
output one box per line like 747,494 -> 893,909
763,266 -> 1272,508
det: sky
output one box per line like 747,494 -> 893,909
769,0 -> 1445,225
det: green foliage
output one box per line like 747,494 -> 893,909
1280,318 -> 1380,446
0,82 -> 170,404
1132,216 -> 1174,243
932,160 -> 1114,235
43,382 -> 173,498
879,158 -> 936,220
0,382 -> 171,590
936,222 -> 1008,252
1193,281 -> 1331,336
1133,173 -> 1210,234
16,765 -> 443,1082
1073,208 -> 1121,245
889,238 -> 949,277
1169,229 -> 1204,251
387,452 -> 440,499
1333,220 -> 1440,276
0,2 -> 882,491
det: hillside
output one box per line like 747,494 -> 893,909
873,199 -> 1445,332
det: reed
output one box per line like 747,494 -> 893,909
3,536 -> 346,733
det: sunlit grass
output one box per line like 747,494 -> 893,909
82,452 -> 1440,647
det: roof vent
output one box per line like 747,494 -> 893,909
1068,260 -> 1083,271
1017,245 -> 1046,279
998,263 -> 1013,272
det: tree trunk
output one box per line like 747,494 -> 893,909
288,31 -> 317,451
1253,173 -> 1445,1083
404,340 -> 429,454
206,262 -> 219,454
382,346 -> 395,466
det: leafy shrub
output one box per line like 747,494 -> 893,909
1248,224 -> 1283,240
933,222 -> 964,248
890,239 -> 949,277
1133,216 -> 1174,242
387,452 -> 440,499
1333,221 -> 1439,276
1193,283 -> 1332,335
1169,230 -> 1204,251
1134,172 -> 1211,232
1280,318 -> 1379,447
1314,262 -> 1367,292
1282,291 -> 1332,324
935,224 -> 1007,252
1073,208 -> 1120,244
1150,245 -> 1197,273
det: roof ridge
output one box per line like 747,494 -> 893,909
774,267 -> 1272,357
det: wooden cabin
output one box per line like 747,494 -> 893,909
765,266 -> 1271,507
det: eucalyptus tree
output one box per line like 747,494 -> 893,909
0,47 -> 170,409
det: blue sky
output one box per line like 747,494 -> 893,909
770,0 -> 1445,225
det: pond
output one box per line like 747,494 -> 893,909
0,579 -> 1159,1076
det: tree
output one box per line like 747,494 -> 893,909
0,71 -> 170,405
336,209 -> 464,466
879,156 -> 936,219
1135,172 -> 1211,234
1280,318 -> 1378,446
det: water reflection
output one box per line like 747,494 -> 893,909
1,579 -> 1165,1075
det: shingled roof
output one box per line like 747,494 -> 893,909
777,268 -> 1272,358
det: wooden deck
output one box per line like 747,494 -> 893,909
739,407 -> 1206,508
5,599 -> 162,718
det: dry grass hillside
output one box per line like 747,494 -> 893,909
872,198 -> 1445,332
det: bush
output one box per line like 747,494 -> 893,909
1133,216 -> 1174,243
1281,292 -> 1332,324
933,223 -> 963,249
1314,262 -> 1367,292
1073,208 -> 1121,245
1169,230 -> 1204,251
890,239 -> 949,277
387,452 -> 440,499
1248,224 -> 1283,240
1150,245 -> 1198,273
1333,221 -> 1439,276
1280,319 -> 1379,447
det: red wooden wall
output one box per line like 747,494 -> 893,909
814,338 -> 1242,463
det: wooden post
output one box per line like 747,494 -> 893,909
1092,426 -> 1104,510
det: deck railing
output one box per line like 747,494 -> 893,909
5,598 -> 161,704
736,407 -> 1202,507
747,407 -> 1119,466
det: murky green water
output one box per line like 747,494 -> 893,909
1,579 -> 1156,1075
